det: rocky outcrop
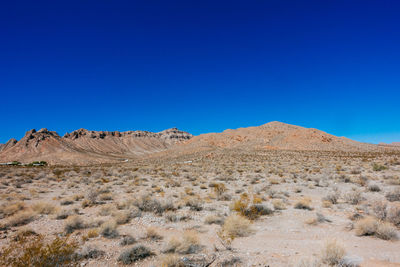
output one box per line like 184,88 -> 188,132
0,138 -> 17,152
0,127 -> 193,165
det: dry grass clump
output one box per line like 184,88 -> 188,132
305,213 -> 331,225
0,202 -> 26,218
0,233 -> 78,267
32,201 -> 58,215
294,197 -> 313,210
386,187 -> 400,202
113,211 -> 131,225
272,199 -> 286,210
232,193 -> 274,220
387,203 -> 400,226
372,163 -> 387,171
60,198 -> 74,205
134,195 -> 175,215
87,228 -> 99,238
99,219 -> 119,238
367,182 -> 381,192
55,208 -> 74,220
64,215 -> 85,234
117,245 -> 154,264
375,221 -> 398,240
4,210 -> 36,228
184,197 -> 203,211
98,204 -> 115,216
355,217 -> 398,240
120,235 -> 136,246
204,214 -> 224,225
77,245 -> 105,260
322,193 -> 338,205
344,191 -> 363,205
146,227 -> 163,240
98,193 -> 113,201
160,254 -> 184,267
212,183 -> 227,199
320,239 -> 346,266
163,231 -> 201,254
221,214 -> 252,239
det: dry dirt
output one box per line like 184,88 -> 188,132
0,149 -> 399,266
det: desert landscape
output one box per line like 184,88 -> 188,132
0,121 -> 399,267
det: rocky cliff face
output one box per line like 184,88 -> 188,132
0,127 -> 193,165
0,138 -> 17,152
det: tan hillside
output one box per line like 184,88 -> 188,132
0,128 -> 192,165
179,121 -> 389,152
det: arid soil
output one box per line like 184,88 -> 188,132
0,149 -> 399,266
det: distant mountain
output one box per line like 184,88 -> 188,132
177,121 -> 390,153
1,122 -> 398,165
379,142 -> 400,147
0,128 -> 192,165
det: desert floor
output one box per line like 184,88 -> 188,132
0,150 -> 399,266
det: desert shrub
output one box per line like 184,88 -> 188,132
367,183 -> 381,192
64,215 -> 85,234
120,235 -> 136,246
232,194 -> 274,220
204,214 -> 224,225
0,202 -> 26,218
294,197 -> 313,210
100,219 -> 119,238
146,227 -> 162,240
163,237 -> 182,253
32,202 -> 57,214
213,183 -> 227,199
372,163 -> 387,171
117,245 -> 154,264
113,211 -> 131,225
386,187 -> 400,202
55,209 -> 73,220
355,217 -> 378,236
77,245 -> 105,259
219,256 -> 242,267
221,214 -> 252,239
320,239 -> 346,265
387,203 -> 400,226
87,229 -> 99,238
5,211 -> 35,227
98,204 -> 115,216
163,231 -> 201,254
160,254 -> 185,267
375,221 -> 398,240
370,200 -> 387,220
355,216 -> 397,240
272,199 -> 286,210
323,193 -> 338,205
84,188 -> 99,206
60,198 -> 74,206
176,231 -> 201,254
98,193 -> 113,201
184,197 -> 203,211
134,195 -> 175,215
306,213 -> 332,225
0,234 -> 78,267
345,191 -> 363,205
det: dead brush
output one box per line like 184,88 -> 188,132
0,233 -> 78,266
231,193 -> 273,220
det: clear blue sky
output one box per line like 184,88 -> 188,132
1,0 -> 399,144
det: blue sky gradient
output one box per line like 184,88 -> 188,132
1,0 -> 399,144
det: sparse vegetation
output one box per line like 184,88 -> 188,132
118,245 -> 154,264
